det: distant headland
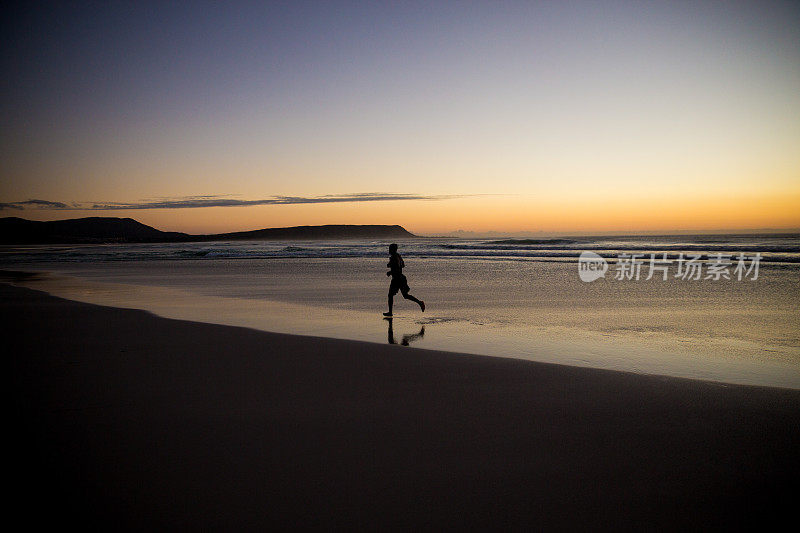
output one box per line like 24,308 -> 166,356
0,217 -> 416,244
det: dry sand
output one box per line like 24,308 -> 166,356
5,282 -> 798,530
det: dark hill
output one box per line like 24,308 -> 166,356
0,217 -> 189,244
0,217 -> 415,244
206,224 -> 415,241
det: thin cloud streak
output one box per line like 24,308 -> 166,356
0,199 -> 70,210
1,193 -> 462,211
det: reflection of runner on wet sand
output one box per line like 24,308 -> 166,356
383,243 -> 425,317
385,318 -> 425,346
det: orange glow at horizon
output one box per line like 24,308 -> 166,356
18,187 -> 800,236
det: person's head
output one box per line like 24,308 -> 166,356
389,243 -> 398,254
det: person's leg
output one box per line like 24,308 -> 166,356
401,290 -> 425,312
386,277 -> 402,315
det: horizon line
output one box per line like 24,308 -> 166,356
4,215 -> 799,238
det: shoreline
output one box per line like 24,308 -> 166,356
5,267 -> 799,390
6,282 -> 800,528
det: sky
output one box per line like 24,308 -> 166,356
2,0 -> 799,235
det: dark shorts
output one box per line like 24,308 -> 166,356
389,274 -> 410,296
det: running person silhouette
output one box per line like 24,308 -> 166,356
383,243 -> 424,317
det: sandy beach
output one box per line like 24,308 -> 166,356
6,281 -> 799,530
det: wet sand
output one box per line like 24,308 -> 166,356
5,283 -> 799,530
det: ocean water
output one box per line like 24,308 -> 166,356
2,234 -> 799,388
